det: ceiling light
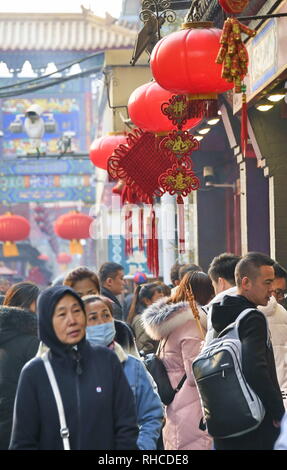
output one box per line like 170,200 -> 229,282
267,92 -> 286,102
207,118 -> 220,125
255,102 -> 274,112
195,135 -> 204,141
198,127 -> 211,135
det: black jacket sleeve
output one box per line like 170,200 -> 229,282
240,312 -> 285,421
111,353 -> 138,450
9,365 -> 41,450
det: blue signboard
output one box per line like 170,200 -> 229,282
0,186 -> 94,203
108,236 -> 152,277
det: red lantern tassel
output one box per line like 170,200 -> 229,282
146,215 -> 152,273
138,207 -> 144,252
177,195 -> 185,254
241,84 -> 248,158
151,207 -> 159,278
124,207 -> 133,257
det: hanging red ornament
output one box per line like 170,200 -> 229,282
158,162 -> 200,200
0,213 -> 30,257
54,212 -> 93,255
128,81 -> 201,133
218,0 -> 249,14
90,133 -> 127,170
216,18 -> 256,93
160,130 -> 199,165
150,22 -> 234,118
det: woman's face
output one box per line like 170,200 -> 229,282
143,290 -> 164,306
85,300 -> 113,326
52,294 -> 86,345
72,278 -> 99,298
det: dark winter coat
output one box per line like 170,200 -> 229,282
101,286 -> 123,320
0,306 -> 39,449
9,285 -> 138,450
211,294 -> 285,450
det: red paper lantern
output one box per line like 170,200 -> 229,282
0,213 -> 30,257
128,81 -> 201,133
90,134 -> 127,170
218,0 -> 249,14
57,252 -> 72,264
54,212 -> 93,255
37,254 -> 49,261
150,24 -> 234,95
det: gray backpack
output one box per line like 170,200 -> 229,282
192,308 -> 266,439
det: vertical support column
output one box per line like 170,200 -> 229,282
239,161 -> 248,255
160,193 -> 176,285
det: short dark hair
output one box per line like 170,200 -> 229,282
208,253 -> 241,285
170,262 -> 184,284
99,262 -> 124,284
82,295 -> 113,316
179,263 -> 203,280
235,252 -> 274,286
63,266 -> 100,293
273,262 -> 287,279
170,271 -> 214,306
3,281 -> 40,310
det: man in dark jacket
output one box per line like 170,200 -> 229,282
9,285 -> 138,450
99,262 -> 125,321
210,252 -> 285,450
0,306 -> 39,449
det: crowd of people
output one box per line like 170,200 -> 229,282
1,252 -> 287,450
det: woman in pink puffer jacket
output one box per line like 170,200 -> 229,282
142,271 -> 214,450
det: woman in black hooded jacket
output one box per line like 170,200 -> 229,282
0,282 -> 40,449
9,285 -> 138,450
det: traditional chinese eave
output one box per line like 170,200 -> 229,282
0,11 -> 137,51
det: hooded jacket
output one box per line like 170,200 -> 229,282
258,296 -> 287,410
210,294 -> 285,449
0,306 -> 39,449
113,342 -> 163,450
142,298 -> 212,451
9,286 -> 138,450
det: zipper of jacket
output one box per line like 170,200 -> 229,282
73,349 -> 82,449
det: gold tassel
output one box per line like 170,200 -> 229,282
70,239 -> 83,255
3,241 -> 19,257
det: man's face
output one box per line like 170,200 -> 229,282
107,270 -> 125,296
271,277 -> 287,305
243,265 -> 274,306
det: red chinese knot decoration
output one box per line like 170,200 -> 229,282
218,0 -> 249,14
0,213 -> 30,257
159,163 -> 200,203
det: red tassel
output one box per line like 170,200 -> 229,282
177,195 -> 185,254
139,207 -> 144,252
146,207 -> 159,277
241,84 -> 248,158
124,206 -> 133,257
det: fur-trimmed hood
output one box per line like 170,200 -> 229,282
0,305 -> 38,345
142,298 -> 207,341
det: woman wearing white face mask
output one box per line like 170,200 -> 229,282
83,295 -> 164,450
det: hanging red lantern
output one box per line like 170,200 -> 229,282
150,23 -> 234,118
218,0 -> 249,14
0,213 -> 30,257
54,212 -> 93,255
128,81 -> 201,133
89,133 -> 127,170
57,252 -> 72,264
37,254 -> 49,261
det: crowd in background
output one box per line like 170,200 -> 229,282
1,252 -> 287,450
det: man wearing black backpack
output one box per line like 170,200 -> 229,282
210,252 -> 285,450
